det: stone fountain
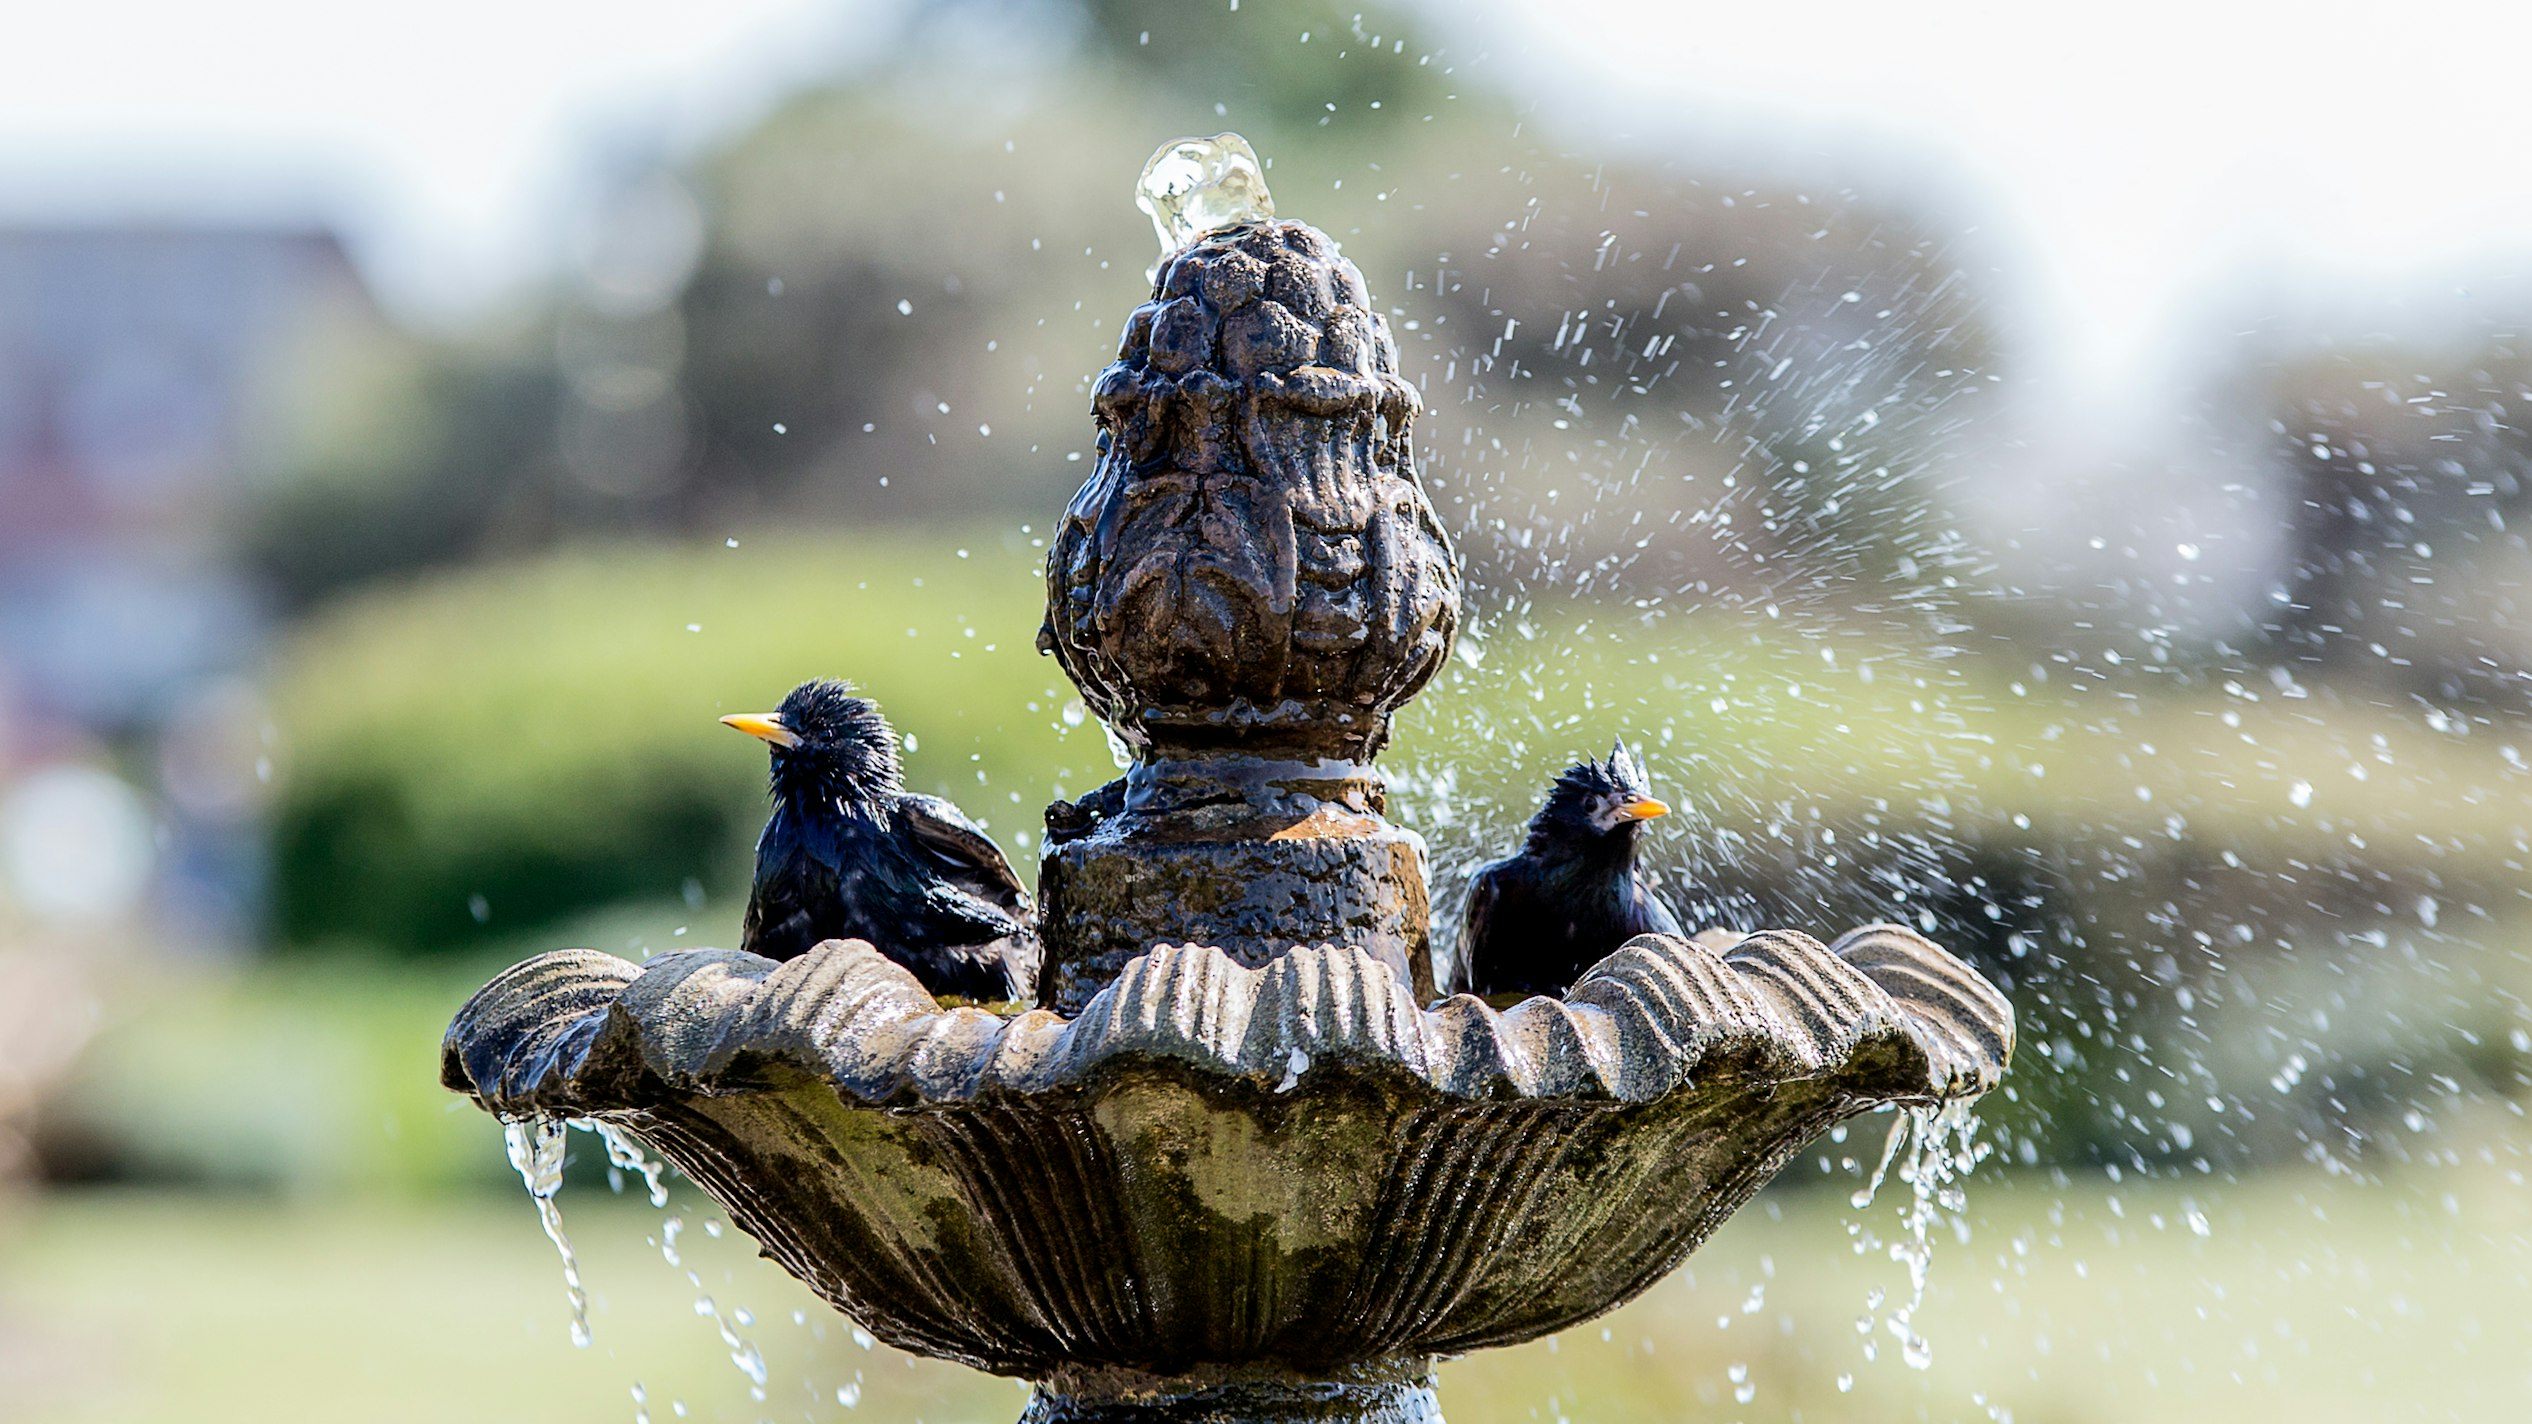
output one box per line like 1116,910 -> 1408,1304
442,134 -> 2014,1423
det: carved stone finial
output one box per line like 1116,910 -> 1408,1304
1040,216 -> 1460,765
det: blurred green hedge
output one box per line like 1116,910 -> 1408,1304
271,525 -> 2532,970
243,528 -> 2532,1183
268,528 -> 1111,957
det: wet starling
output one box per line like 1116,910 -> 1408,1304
1452,739 -> 1681,1000
722,679 -> 1040,1002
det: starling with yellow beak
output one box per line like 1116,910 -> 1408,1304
722,679 -> 1039,1002
1453,738 -> 1680,1000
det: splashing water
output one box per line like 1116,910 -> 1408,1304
694,1293 -> 770,1400
1851,1106 -> 1913,1211
1135,132 -> 1274,258
1847,1102 -> 1991,1372
502,1118 -> 683,1349
503,1117 -> 591,1348
590,1120 -> 672,1208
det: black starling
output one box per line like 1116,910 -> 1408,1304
722,679 -> 1040,1002
1452,739 -> 1681,1000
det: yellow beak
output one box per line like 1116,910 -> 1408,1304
719,712 -> 801,748
1617,797 -> 1669,821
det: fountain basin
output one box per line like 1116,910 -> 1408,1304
442,923 -> 2009,1413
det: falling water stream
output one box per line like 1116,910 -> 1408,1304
501,1117 -> 590,1349
1843,1102 -> 1993,1382
593,1120 -> 671,1208
501,1115 -> 789,1412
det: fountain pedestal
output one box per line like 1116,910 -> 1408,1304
1038,757 -> 1434,1011
440,135 -> 2015,1424
1021,1360 -> 1439,1423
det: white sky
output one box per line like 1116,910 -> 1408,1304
1473,0 -> 2532,391
3,0 -> 2529,394
0,0 -> 869,317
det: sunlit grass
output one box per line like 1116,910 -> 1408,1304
6,1154 -> 2525,1423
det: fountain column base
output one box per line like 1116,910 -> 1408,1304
1037,757 -> 1436,1014
1021,1360 -> 1441,1424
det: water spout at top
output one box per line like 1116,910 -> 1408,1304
1136,132 -> 1274,257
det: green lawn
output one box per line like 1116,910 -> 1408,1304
5,1149 -> 2524,1423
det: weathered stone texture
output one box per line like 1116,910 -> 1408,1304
1039,219 -> 1458,765
444,926 -> 2013,1397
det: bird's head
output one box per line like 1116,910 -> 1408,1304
721,679 -> 903,807
1529,738 -> 1670,852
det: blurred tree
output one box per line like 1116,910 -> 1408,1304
1076,0 -> 1453,132
236,0 -> 1484,609
242,336 -> 567,609
236,0 -> 1990,618
2228,334 -> 2532,706
1405,162 -> 1995,603
669,77 -> 1150,529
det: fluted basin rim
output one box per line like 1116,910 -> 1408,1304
443,924 -> 2011,1117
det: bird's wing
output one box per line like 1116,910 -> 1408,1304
1451,865 -> 1501,998
898,794 -> 1033,909
741,836 -> 838,961
1632,877 -> 1685,938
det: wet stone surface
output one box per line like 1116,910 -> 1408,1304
1022,1361 -> 1440,1424
1036,754 -> 1437,1012
442,929 -> 2012,1422
1038,822 -> 1434,1013
1039,216 -> 1459,766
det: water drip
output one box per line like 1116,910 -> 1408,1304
693,1293 -> 770,1400
591,1120 -> 671,1207
1851,1108 -> 1911,1210
1846,1101 -> 1991,1373
503,1117 -> 591,1348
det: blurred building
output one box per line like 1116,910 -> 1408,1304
0,225 -> 386,944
